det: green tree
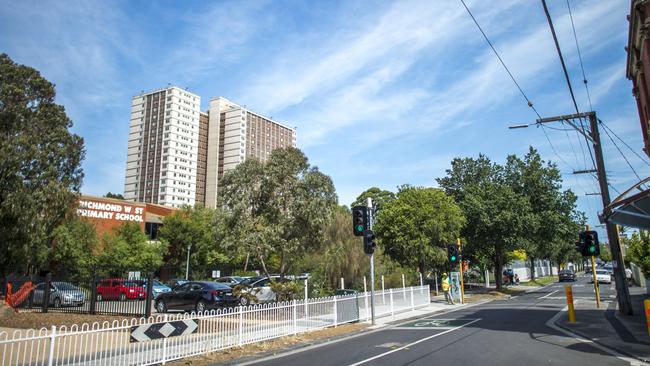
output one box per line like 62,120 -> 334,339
438,155 -> 532,289
373,185 -> 465,275
104,192 -> 125,200
0,53 -> 85,275
626,231 -> 650,277
220,147 -> 337,277
99,222 -> 165,276
158,206 -> 228,276
599,244 -> 612,262
351,187 -> 395,210
506,148 -> 582,280
51,216 -> 100,281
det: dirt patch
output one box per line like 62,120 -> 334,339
167,323 -> 368,366
0,306 -> 137,330
463,287 -> 528,303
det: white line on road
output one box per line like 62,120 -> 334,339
347,319 -> 481,366
539,290 -> 559,299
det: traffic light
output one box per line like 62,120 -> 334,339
580,230 -> 600,257
352,206 -> 368,237
363,230 -> 376,254
447,244 -> 460,267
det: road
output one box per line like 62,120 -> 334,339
241,275 -> 626,366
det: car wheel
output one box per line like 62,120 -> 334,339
96,294 -> 103,301
239,296 -> 250,306
156,299 -> 167,313
53,298 -> 61,308
195,300 -> 207,313
119,293 -> 126,302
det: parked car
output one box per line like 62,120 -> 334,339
154,281 -> 237,313
96,279 -> 145,301
215,276 -> 245,286
141,279 -> 172,298
166,278 -> 189,289
32,282 -> 85,307
237,276 -> 290,306
592,269 -> 612,284
558,270 -> 576,282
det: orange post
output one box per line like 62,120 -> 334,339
643,299 -> 650,334
565,285 -> 576,323
458,238 -> 465,304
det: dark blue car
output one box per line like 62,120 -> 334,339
154,281 -> 237,313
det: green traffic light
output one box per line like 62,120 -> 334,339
589,246 -> 595,253
356,225 -> 363,232
451,255 -> 456,262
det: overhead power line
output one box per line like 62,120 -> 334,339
459,0 -> 542,119
541,0 -> 597,172
599,119 -> 650,168
566,0 -> 593,111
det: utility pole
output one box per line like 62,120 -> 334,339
367,197 -> 376,325
509,111 -> 632,315
185,244 -> 191,281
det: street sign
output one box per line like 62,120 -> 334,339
449,272 -> 462,303
130,319 -> 198,342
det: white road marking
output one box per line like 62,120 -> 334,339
539,290 -> 559,299
347,319 -> 481,366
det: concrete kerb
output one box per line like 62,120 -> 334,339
548,304 -> 650,365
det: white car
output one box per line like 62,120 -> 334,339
592,269 -> 612,284
238,277 -> 279,305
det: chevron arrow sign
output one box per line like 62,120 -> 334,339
130,319 -> 199,342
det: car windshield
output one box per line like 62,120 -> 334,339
53,282 -> 78,291
596,270 -> 608,275
151,280 -> 165,286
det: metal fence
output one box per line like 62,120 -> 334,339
4,274 -> 156,317
0,285 -> 430,366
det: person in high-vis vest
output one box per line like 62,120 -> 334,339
442,273 -> 454,305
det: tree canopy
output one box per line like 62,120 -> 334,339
352,187 -> 396,210
373,185 -> 465,274
0,53 -> 85,275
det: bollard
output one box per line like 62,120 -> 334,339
565,285 -> 576,323
645,299 -> 650,336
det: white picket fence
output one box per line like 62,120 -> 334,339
1,285 -> 430,366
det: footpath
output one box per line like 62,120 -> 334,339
554,285 -> 650,364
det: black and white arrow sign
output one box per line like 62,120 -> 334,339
130,319 -> 198,342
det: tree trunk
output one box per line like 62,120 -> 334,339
243,253 -> 249,272
529,258 -> 536,281
494,255 -> 504,290
259,255 -> 271,278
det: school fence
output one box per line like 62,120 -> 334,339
0,285 -> 430,365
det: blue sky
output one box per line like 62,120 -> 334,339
1,0 -> 645,238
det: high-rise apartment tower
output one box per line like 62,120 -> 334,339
124,86 -> 201,207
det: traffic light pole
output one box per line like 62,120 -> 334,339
367,197 -> 376,325
510,111 -> 632,315
591,255 -> 601,308
457,238 -> 465,304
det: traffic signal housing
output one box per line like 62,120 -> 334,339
447,244 -> 460,267
363,230 -> 376,254
352,206 -> 368,237
579,230 -> 600,257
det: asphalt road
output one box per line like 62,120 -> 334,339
240,275 -> 626,366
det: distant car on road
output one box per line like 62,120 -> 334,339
591,269 -> 612,284
558,270 -> 576,282
154,281 -> 237,313
96,279 -> 145,301
32,282 -> 85,307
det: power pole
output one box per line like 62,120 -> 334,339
509,111 -> 632,315
367,197 -> 376,325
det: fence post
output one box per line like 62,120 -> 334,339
90,274 -> 98,315
402,274 -> 406,301
161,314 -> 168,364
304,279 -> 309,321
333,295 -> 338,327
145,273 -> 154,318
47,325 -> 56,366
410,286 -> 415,310
390,289 -> 394,316
363,276 -> 369,321
43,273 -> 52,313
381,275 -> 385,304
238,306 -> 244,346
292,299 -> 297,335
340,277 -> 344,290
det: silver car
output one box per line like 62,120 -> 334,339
32,282 -> 86,307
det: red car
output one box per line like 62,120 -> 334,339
96,279 -> 145,301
